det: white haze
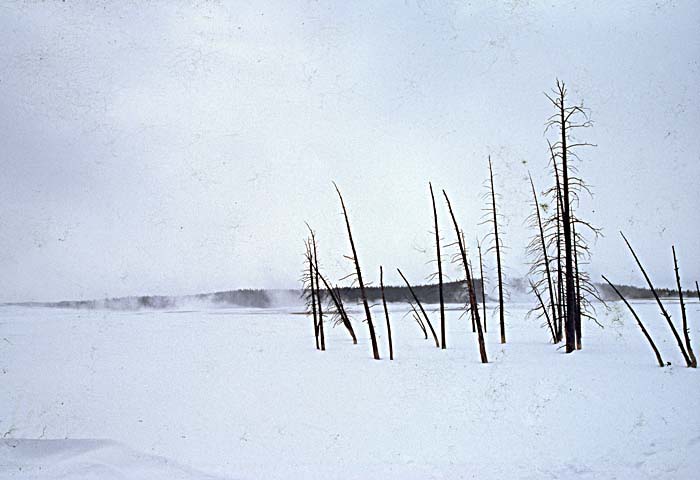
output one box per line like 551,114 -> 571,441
0,1 -> 698,302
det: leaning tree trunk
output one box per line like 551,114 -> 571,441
621,232 -> 691,367
673,246 -> 696,368
443,190 -> 487,363
602,275 -> 665,368
334,182 -> 380,360
430,183 -> 446,349
410,302 -> 428,339
380,266 -> 394,360
529,174 -> 558,342
530,280 -> 557,344
314,266 -> 357,345
488,157 -> 506,344
397,268 -> 439,347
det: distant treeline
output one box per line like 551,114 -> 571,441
6,279 -> 691,311
332,279 -> 482,306
596,282 -> 697,301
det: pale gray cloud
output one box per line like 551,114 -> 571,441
0,1 -> 698,301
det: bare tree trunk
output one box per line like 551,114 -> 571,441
478,240 -> 487,334
313,266 -> 357,345
572,219 -> 582,350
411,302 -> 428,339
549,141 -> 566,343
334,183 -> 380,360
380,266 -> 393,360
306,241 -> 320,350
529,173 -> 558,342
697,281 -> 700,301
673,246 -> 696,367
530,280 -> 557,343
621,232 -> 691,367
397,268 -> 439,347
470,270 -> 476,334
488,157 -> 506,344
430,183 -> 446,349
602,275 -> 665,367
334,285 -> 353,341
443,190 -> 487,363
556,85 -> 576,354
309,231 -> 325,351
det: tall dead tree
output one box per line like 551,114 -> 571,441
602,275 -> 665,368
308,228 -> 326,351
397,268 -> 439,347
477,239 -> 487,334
303,239 -> 320,350
621,232 -> 692,367
334,182 -> 380,360
485,156 -> 506,344
430,182 -> 446,349
380,266 -> 393,360
444,190 -> 488,363
673,246 -> 696,368
547,82 -> 576,352
544,81 -> 600,352
551,149 -> 565,342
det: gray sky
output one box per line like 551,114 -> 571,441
1,1 -> 698,302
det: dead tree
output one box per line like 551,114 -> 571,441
443,190 -> 488,363
529,279 -> 557,344
621,232 -> 691,367
303,239 -> 320,350
380,266 -> 393,360
602,275 -> 665,368
334,182 -> 380,360
409,302 -> 428,339
544,81 -> 600,352
485,156 -> 506,344
313,265 -> 357,345
526,173 -> 559,342
308,228 -> 326,351
696,281 -> 700,301
477,239 -> 487,334
397,268 -> 439,347
673,246 -> 697,367
430,183 -> 446,349
546,82 -> 577,352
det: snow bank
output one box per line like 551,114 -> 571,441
0,439 -> 228,479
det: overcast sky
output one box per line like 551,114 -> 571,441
0,1 -> 698,302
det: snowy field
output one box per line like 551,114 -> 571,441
1,299 -> 699,479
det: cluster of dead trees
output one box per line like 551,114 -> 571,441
526,80 -> 602,353
302,79 -> 697,369
302,176 -> 508,364
602,234 -> 698,368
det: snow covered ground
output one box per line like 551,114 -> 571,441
1,299 -> 699,479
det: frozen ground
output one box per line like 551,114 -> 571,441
1,299 -> 699,479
